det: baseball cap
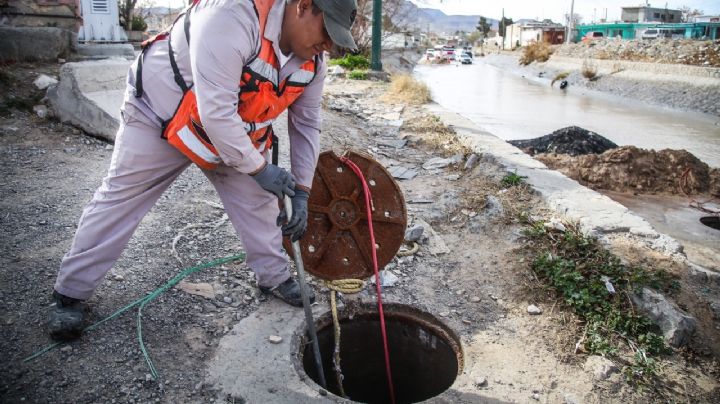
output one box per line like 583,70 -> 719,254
313,0 -> 358,51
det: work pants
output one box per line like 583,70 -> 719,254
54,113 -> 289,300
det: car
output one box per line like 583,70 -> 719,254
582,31 -> 604,42
459,54 -> 472,64
641,29 -> 659,40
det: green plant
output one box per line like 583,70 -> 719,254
501,170 -> 527,188
131,14 -> 148,31
551,72 -> 570,87
348,70 -> 368,80
329,54 -> 370,70
524,222 -> 675,386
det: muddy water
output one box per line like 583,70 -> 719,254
414,62 -> 720,167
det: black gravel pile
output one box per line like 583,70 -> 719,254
509,126 -> 619,156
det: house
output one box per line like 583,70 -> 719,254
621,5 -> 683,23
692,15 -> 720,23
0,0 -> 80,30
137,7 -> 182,35
575,22 -> 720,41
382,32 -> 420,49
503,19 -> 565,49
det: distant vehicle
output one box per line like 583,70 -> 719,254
459,53 -> 472,64
461,50 -> 473,59
641,29 -> 660,40
425,49 -> 437,60
582,31 -> 604,42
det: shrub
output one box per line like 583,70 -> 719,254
581,60 -> 598,80
380,74 -> 431,105
131,15 -> 148,32
348,70 -> 368,80
519,41 -> 553,65
329,54 -> 370,70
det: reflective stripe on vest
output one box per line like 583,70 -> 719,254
149,0 -> 317,170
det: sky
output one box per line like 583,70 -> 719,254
150,0 -> 720,24
410,0 -> 720,23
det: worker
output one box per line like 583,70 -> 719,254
48,0 -> 358,341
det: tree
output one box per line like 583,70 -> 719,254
119,0 -> 139,32
476,16 -> 491,39
350,0 -> 418,55
679,6 -> 703,22
564,13 -> 582,27
498,17 -> 513,38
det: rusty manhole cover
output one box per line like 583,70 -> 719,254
284,151 -> 407,281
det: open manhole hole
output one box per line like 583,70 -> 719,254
295,303 -> 463,403
700,216 -> 720,231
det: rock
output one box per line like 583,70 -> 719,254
564,393 -> 580,404
631,287 -> 696,347
113,274 -> 124,281
268,335 -> 283,344
439,311 -> 450,317
176,281 -> 215,299
404,224 -> 424,242
474,376 -> 488,387
532,393 -> 540,400
60,345 -> 72,353
423,157 -> 455,170
376,139 -> 407,149
445,174 -> 460,181
145,374 -> 153,382
464,153 -> 479,170
223,296 -> 233,304
527,304 -> 543,315
34,74 -> 58,90
371,270 -> 399,287
388,165 -> 418,180
584,355 -> 619,380
327,65 -> 345,76
412,218 -> 450,255
33,104 -> 48,119
470,296 -> 481,303
544,218 -> 566,232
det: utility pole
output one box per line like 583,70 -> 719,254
501,8 -> 505,50
566,0 -> 574,44
371,0 -> 382,71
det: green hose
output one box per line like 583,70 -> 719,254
24,253 -> 247,380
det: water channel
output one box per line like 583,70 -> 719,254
414,61 -> 720,167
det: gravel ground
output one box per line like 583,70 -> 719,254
1,63 -> 719,403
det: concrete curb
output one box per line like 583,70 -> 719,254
423,102 -> 684,258
47,59 -> 130,142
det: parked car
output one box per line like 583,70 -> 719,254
459,53 -> 472,64
582,31 -> 604,42
641,29 -> 660,40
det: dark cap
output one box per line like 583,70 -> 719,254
313,0 -> 358,51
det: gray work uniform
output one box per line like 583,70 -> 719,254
54,0 -> 326,300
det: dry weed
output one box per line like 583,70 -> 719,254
581,60 -> 598,80
519,41 -> 553,65
380,74 -> 432,105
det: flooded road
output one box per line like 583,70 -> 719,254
414,61 -> 720,167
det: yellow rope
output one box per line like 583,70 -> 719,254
396,241 -> 419,257
324,278 -> 365,398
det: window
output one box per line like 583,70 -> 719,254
91,0 -> 110,14
654,13 -> 660,18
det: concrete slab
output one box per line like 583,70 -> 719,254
424,102 -> 684,256
205,299 -> 332,403
76,43 -> 135,59
47,58 -> 131,142
0,27 -> 76,63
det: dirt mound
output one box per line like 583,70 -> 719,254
509,126 -> 618,156
537,146 -> 716,195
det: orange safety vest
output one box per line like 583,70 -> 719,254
135,0 -> 318,170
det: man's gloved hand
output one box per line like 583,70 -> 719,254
251,162 -> 296,200
281,189 -> 309,242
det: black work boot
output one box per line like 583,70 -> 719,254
259,277 -> 315,307
47,290 -> 86,341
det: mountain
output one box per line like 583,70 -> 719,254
398,0 -> 499,34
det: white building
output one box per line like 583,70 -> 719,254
78,0 -> 127,42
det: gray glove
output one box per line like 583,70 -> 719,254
251,163 -> 296,199
280,189 -> 309,242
